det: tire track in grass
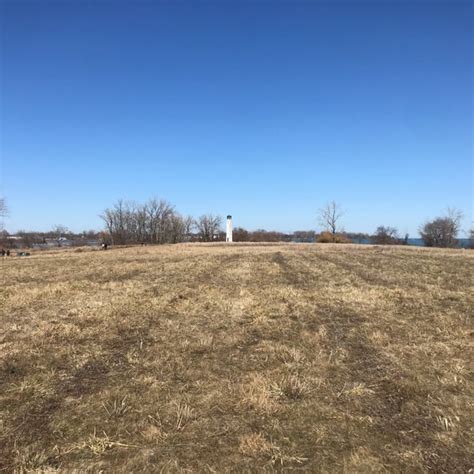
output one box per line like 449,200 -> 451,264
2,245 -> 471,471
267,249 -> 470,472
313,250 -> 401,288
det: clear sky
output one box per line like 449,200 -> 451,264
1,0 -> 472,235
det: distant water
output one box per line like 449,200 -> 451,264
351,237 -> 471,248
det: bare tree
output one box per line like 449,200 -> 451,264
145,198 -> 175,244
100,207 -> 116,244
420,208 -> 463,248
100,198 -> 192,245
100,199 -> 142,244
168,214 -> 194,243
51,225 -> 70,246
371,226 -> 400,245
233,227 -> 250,242
100,199 -> 128,244
134,204 -> 148,243
195,214 -> 222,242
182,215 -> 194,237
318,201 -> 344,241
51,225 -> 69,237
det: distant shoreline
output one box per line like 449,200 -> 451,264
349,238 -> 471,248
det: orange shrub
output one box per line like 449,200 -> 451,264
317,232 -> 351,243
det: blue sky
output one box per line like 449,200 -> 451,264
1,0 -> 472,235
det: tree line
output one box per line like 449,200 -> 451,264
99,198 -> 229,244
100,199 -> 192,245
316,201 -> 469,248
99,198 -> 470,248
1,196 -> 472,249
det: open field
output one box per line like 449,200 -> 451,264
1,243 -> 473,472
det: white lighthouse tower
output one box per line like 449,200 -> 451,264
226,215 -> 233,242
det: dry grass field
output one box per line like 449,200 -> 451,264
0,243 -> 472,472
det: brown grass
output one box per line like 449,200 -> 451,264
0,243 -> 473,472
